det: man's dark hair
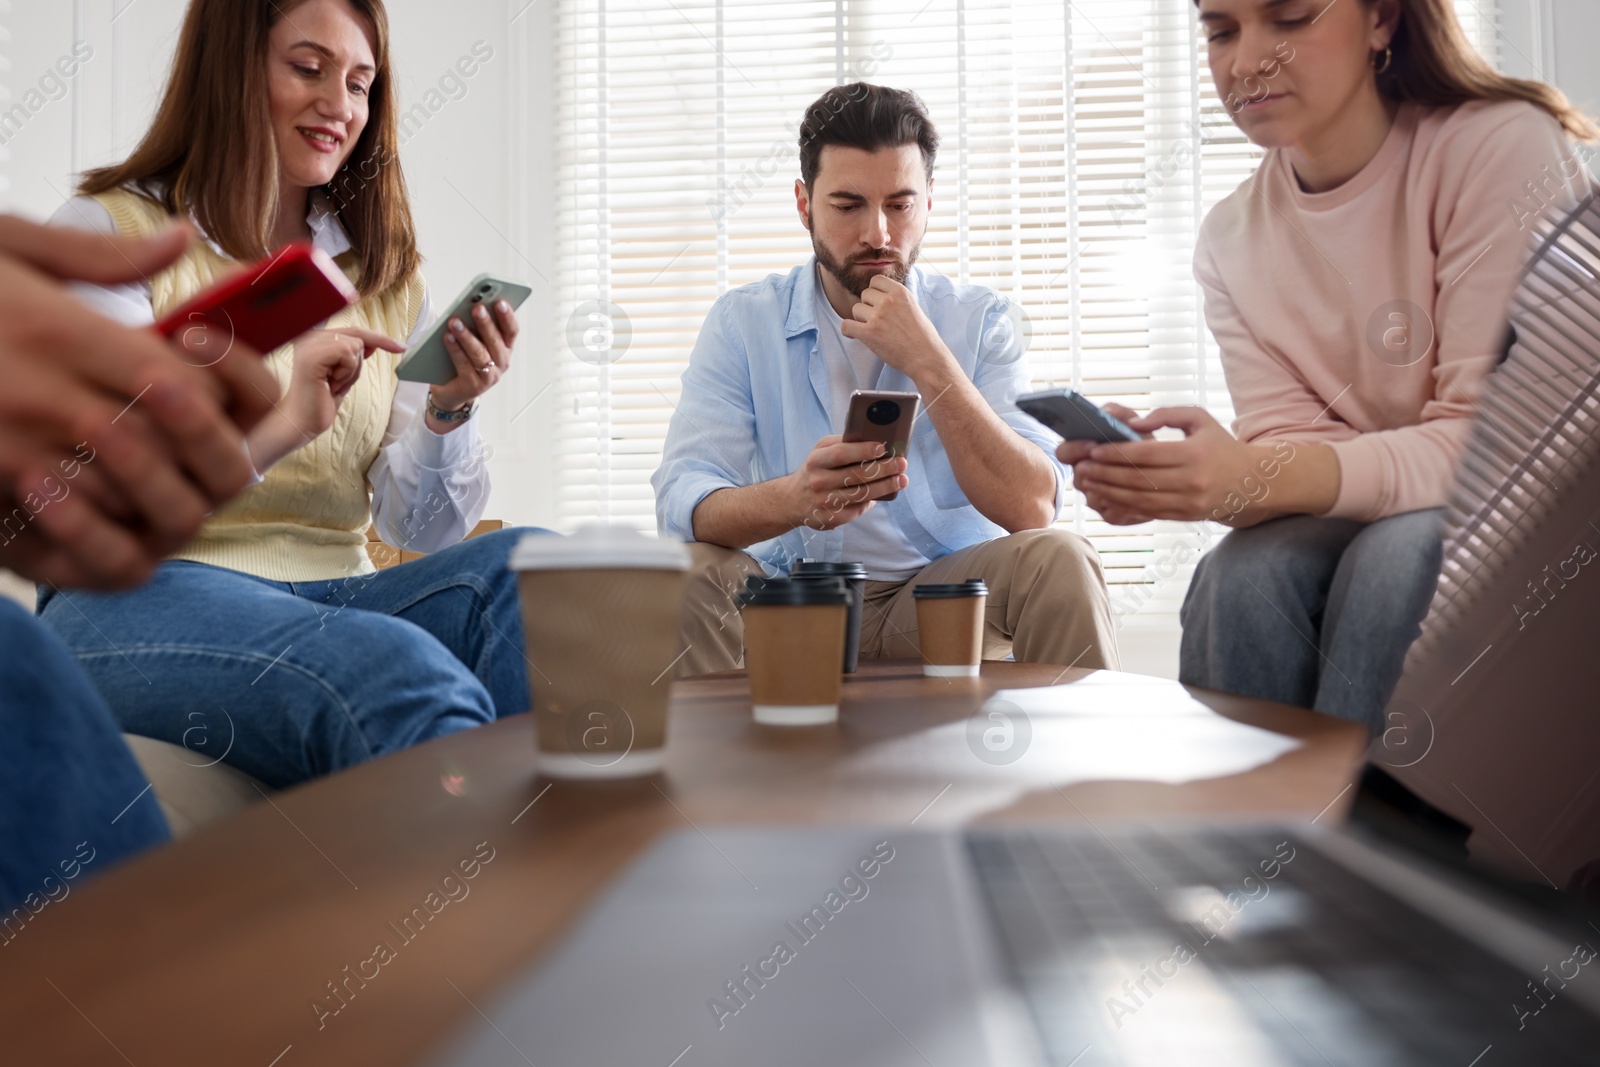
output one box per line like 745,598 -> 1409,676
798,83 -> 940,190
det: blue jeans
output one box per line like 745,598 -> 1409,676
38,527 -> 542,789
0,600 -> 169,917
1179,510 -> 1444,736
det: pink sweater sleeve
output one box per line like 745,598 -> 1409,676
1323,112 -> 1583,520
1198,105 -> 1590,522
1196,240 -> 1363,449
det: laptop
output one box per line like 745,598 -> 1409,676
427,200 -> 1600,1065
426,818 -> 1600,1065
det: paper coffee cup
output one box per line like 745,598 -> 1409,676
512,526 -> 690,778
913,580 -> 988,678
788,560 -> 868,673
739,577 -> 849,725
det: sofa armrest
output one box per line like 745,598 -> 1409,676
121,735 -> 269,838
0,570 -> 37,613
365,518 -> 505,570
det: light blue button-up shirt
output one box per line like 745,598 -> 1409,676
652,260 -> 1067,575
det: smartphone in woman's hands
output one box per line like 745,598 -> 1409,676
397,274 -> 531,384
1017,388 -> 1142,443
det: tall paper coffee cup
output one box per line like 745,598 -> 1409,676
739,576 -> 849,725
913,580 -> 988,678
512,526 -> 690,777
788,560 -> 868,673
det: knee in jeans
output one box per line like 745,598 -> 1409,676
1195,526 -> 1307,594
318,611 -> 484,692
1342,511 -> 1445,597
1186,544 -> 1263,618
491,526 -> 548,592
466,526 -> 545,579
0,598 -> 54,655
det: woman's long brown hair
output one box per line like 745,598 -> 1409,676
1200,0 -> 1600,141
79,0 -> 420,298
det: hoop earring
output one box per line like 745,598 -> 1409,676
1373,47 -> 1393,74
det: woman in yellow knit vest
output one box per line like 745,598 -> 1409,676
38,0 -> 546,787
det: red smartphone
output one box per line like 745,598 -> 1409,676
842,389 -> 920,502
153,241 -> 358,357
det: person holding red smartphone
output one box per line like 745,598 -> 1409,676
0,216 -> 282,910
38,0 -> 544,789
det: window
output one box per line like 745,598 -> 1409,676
554,0 -> 1502,625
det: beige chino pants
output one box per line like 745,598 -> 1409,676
676,528 -> 1120,678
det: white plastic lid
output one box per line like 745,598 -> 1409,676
510,525 -> 691,572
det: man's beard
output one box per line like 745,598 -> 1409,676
812,227 -> 922,298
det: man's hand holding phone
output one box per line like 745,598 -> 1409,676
787,435 -> 908,532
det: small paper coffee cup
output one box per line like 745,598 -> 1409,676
913,580 -> 988,678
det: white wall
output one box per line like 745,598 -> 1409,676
0,0 -> 561,532
1500,0 -> 1600,120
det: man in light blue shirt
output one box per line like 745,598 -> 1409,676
654,84 -> 1117,676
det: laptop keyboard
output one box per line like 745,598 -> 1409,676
967,829 -> 1600,1066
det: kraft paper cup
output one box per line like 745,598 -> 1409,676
512,526 -> 690,778
913,580 -> 988,678
739,576 -> 849,726
788,560 -> 868,673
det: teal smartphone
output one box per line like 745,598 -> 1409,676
396,273 -> 532,385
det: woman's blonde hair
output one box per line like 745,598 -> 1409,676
79,0 -> 420,298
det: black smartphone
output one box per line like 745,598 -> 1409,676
841,390 -> 920,502
1016,388 -> 1142,444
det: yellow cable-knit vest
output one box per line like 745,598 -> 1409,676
97,187 -> 426,582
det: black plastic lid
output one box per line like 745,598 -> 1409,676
738,575 -> 850,607
912,579 -> 989,599
789,560 -> 869,580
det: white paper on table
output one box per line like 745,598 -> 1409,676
978,677 -> 1304,784
837,673 -> 1306,825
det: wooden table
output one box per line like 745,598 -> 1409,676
0,662 -> 1367,1066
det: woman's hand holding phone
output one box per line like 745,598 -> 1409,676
246,327 -> 403,472
427,299 -> 520,428
1063,405 -> 1336,528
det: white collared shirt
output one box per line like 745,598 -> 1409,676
48,189 -> 489,555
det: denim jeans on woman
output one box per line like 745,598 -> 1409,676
0,599 -> 169,915
1179,509 -> 1444,736
37,527 -> 543,789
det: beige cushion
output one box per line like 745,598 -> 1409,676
0,569 -> 35,612
121,735 -> 268,838
1,568 -> 268,838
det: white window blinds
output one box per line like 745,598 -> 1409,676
554,0 -> 1502,620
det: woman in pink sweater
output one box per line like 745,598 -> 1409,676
1061,0 -> 1595,733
